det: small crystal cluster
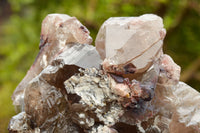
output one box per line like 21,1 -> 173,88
8,14 -> 200,133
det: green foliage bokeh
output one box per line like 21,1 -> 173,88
0,0 -> 199,132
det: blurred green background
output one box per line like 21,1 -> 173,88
0,0 -> 199,132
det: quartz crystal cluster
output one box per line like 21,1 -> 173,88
8,14 -> 200,133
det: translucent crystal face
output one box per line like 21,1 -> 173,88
95,14 -> 166,74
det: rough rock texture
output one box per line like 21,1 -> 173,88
9,14 -> 200,133
24,43 -> 101,131
65,68 -> 122,129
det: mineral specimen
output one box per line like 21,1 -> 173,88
9,13 -> 200,133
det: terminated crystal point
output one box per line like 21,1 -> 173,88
96,14 -> 166,74
40,14 -> 92,48
12,13 -> 93,108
